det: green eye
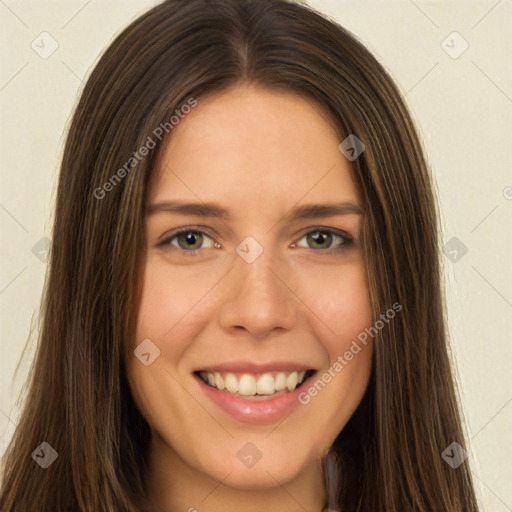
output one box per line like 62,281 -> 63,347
306,231 -> 334,249
161,229 -> 216,252
295,229 -> 353,254
175,231 -> 205,250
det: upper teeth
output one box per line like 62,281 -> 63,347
199,371 -> 307,396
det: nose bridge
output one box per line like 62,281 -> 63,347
217,235 -> 296,335
236,239 -> 280,295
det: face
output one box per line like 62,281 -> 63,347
126,84 -> 373,490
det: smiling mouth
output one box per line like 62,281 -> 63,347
194,369 -> 316,399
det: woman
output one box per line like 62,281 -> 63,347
0,0 -> 479,510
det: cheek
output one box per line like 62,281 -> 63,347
135,256 -> 222,353
295,257 -> 372,353
295,259 -> 373,427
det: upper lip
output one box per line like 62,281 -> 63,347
193,361 -> 316,373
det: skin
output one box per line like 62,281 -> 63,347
126,83 -> 373,512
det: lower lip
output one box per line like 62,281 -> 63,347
195,374 -> 314,424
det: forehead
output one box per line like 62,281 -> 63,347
150,85 -> 360,210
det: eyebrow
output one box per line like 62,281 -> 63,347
147,201 -> 363,220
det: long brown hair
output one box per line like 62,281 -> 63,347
0,0 -> 479,510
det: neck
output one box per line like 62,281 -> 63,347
144,433 -> 327,512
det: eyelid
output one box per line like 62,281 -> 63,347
294,225 -> 352,240
157,225 -> 216,243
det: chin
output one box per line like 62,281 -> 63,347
214,463 -> 303,490
194,444 -> 313,490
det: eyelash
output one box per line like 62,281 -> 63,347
156,226 -> 354,257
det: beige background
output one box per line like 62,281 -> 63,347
1,1 -> 511,510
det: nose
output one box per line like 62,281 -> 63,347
217,243 -> 297,338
